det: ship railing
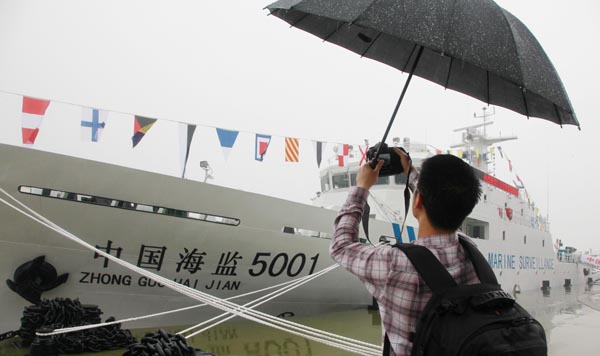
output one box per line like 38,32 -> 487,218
501,215 -> 550,233
557,253 -> 577,263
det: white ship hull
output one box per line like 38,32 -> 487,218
0,143 -> 587,332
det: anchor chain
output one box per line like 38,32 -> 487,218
0,330 -> 18,341
123,329 -> 215,356
18,298 -> 136,354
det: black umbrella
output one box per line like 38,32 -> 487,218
266,0 -> 579,133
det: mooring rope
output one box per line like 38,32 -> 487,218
0,191 -> 379,355
39,264 -> 338,338
0,188 -> 380,356
180,264 -> 338,338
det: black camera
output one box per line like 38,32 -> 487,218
366,142 -> 407,177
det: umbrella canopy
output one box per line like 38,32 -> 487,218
267,0 -> 579,128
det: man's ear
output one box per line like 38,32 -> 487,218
413,191 -> 423,209
412,191 -> 423,219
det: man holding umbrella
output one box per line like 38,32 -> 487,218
268,0 -> 573,354
330,148 -> 482,355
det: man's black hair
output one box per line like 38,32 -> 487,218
417,154 -> 482,231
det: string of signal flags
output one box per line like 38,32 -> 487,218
15,93 -> 371,168
13,91 -> 520,177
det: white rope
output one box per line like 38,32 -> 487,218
1,192 -> 379,356
180,264 -> 338,338
0,188 -> 381,356
32,265 -> 336,336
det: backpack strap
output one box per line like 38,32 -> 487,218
393,243 -> 457,294
383,333 -> 391,356
458,234 -> 498,285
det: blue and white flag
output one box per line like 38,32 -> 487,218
216,128 -> 239,161
255,134 -> 271,161
81,107 -> 108,143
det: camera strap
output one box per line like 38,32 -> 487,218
399,164 -> 412,238
362,161 -> 412,245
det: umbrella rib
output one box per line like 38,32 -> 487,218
498,9 -> 526,100
402,44 -> 418,72
290,13 -> 311,28
321,22 -> 345,43
360,32 -> 382,58
444,57 -> 453,89
521,89 -> 530,119
553,104 -> 563,128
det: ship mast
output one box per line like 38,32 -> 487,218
450,107 -> 518,173
474,106 -> 493,137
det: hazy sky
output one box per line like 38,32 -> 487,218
0,0 -> 598,250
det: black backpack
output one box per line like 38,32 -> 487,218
385,235 -> 547,356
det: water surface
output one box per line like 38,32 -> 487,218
1,286 -> 598,355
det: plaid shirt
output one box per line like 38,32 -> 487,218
330,175 -> 479,355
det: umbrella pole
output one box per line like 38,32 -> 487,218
372,45 -> 424,161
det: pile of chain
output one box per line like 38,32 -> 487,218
0,330 -> 18,342
18,298 -> 136,353
123,329 -> 215,356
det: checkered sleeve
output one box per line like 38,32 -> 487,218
330,187 -> 394,294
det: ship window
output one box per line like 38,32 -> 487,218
375,175 -> 390,185
332,173 -> 350,189
282,226 -> 331,239
136,204 -> 153,212
121,201 -> 136,209
187,212 -> 206,220
49,190 -> 64,198
20,186 -> 43,195
462,217 -> 488,240
472,226 -> 483,239
524,235 -> 527,244
94,197 -> 112,205
17,185 -> 240,226
320,175 -> 330,192
542,239 -> 545,247
502,230 -> 506,241
77,194 -> 93,202
394,175 -> 407,185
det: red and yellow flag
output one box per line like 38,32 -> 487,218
285,137 -> 300,162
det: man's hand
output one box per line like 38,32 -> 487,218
393,147 -> 412,175
356,159 -> 384,190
